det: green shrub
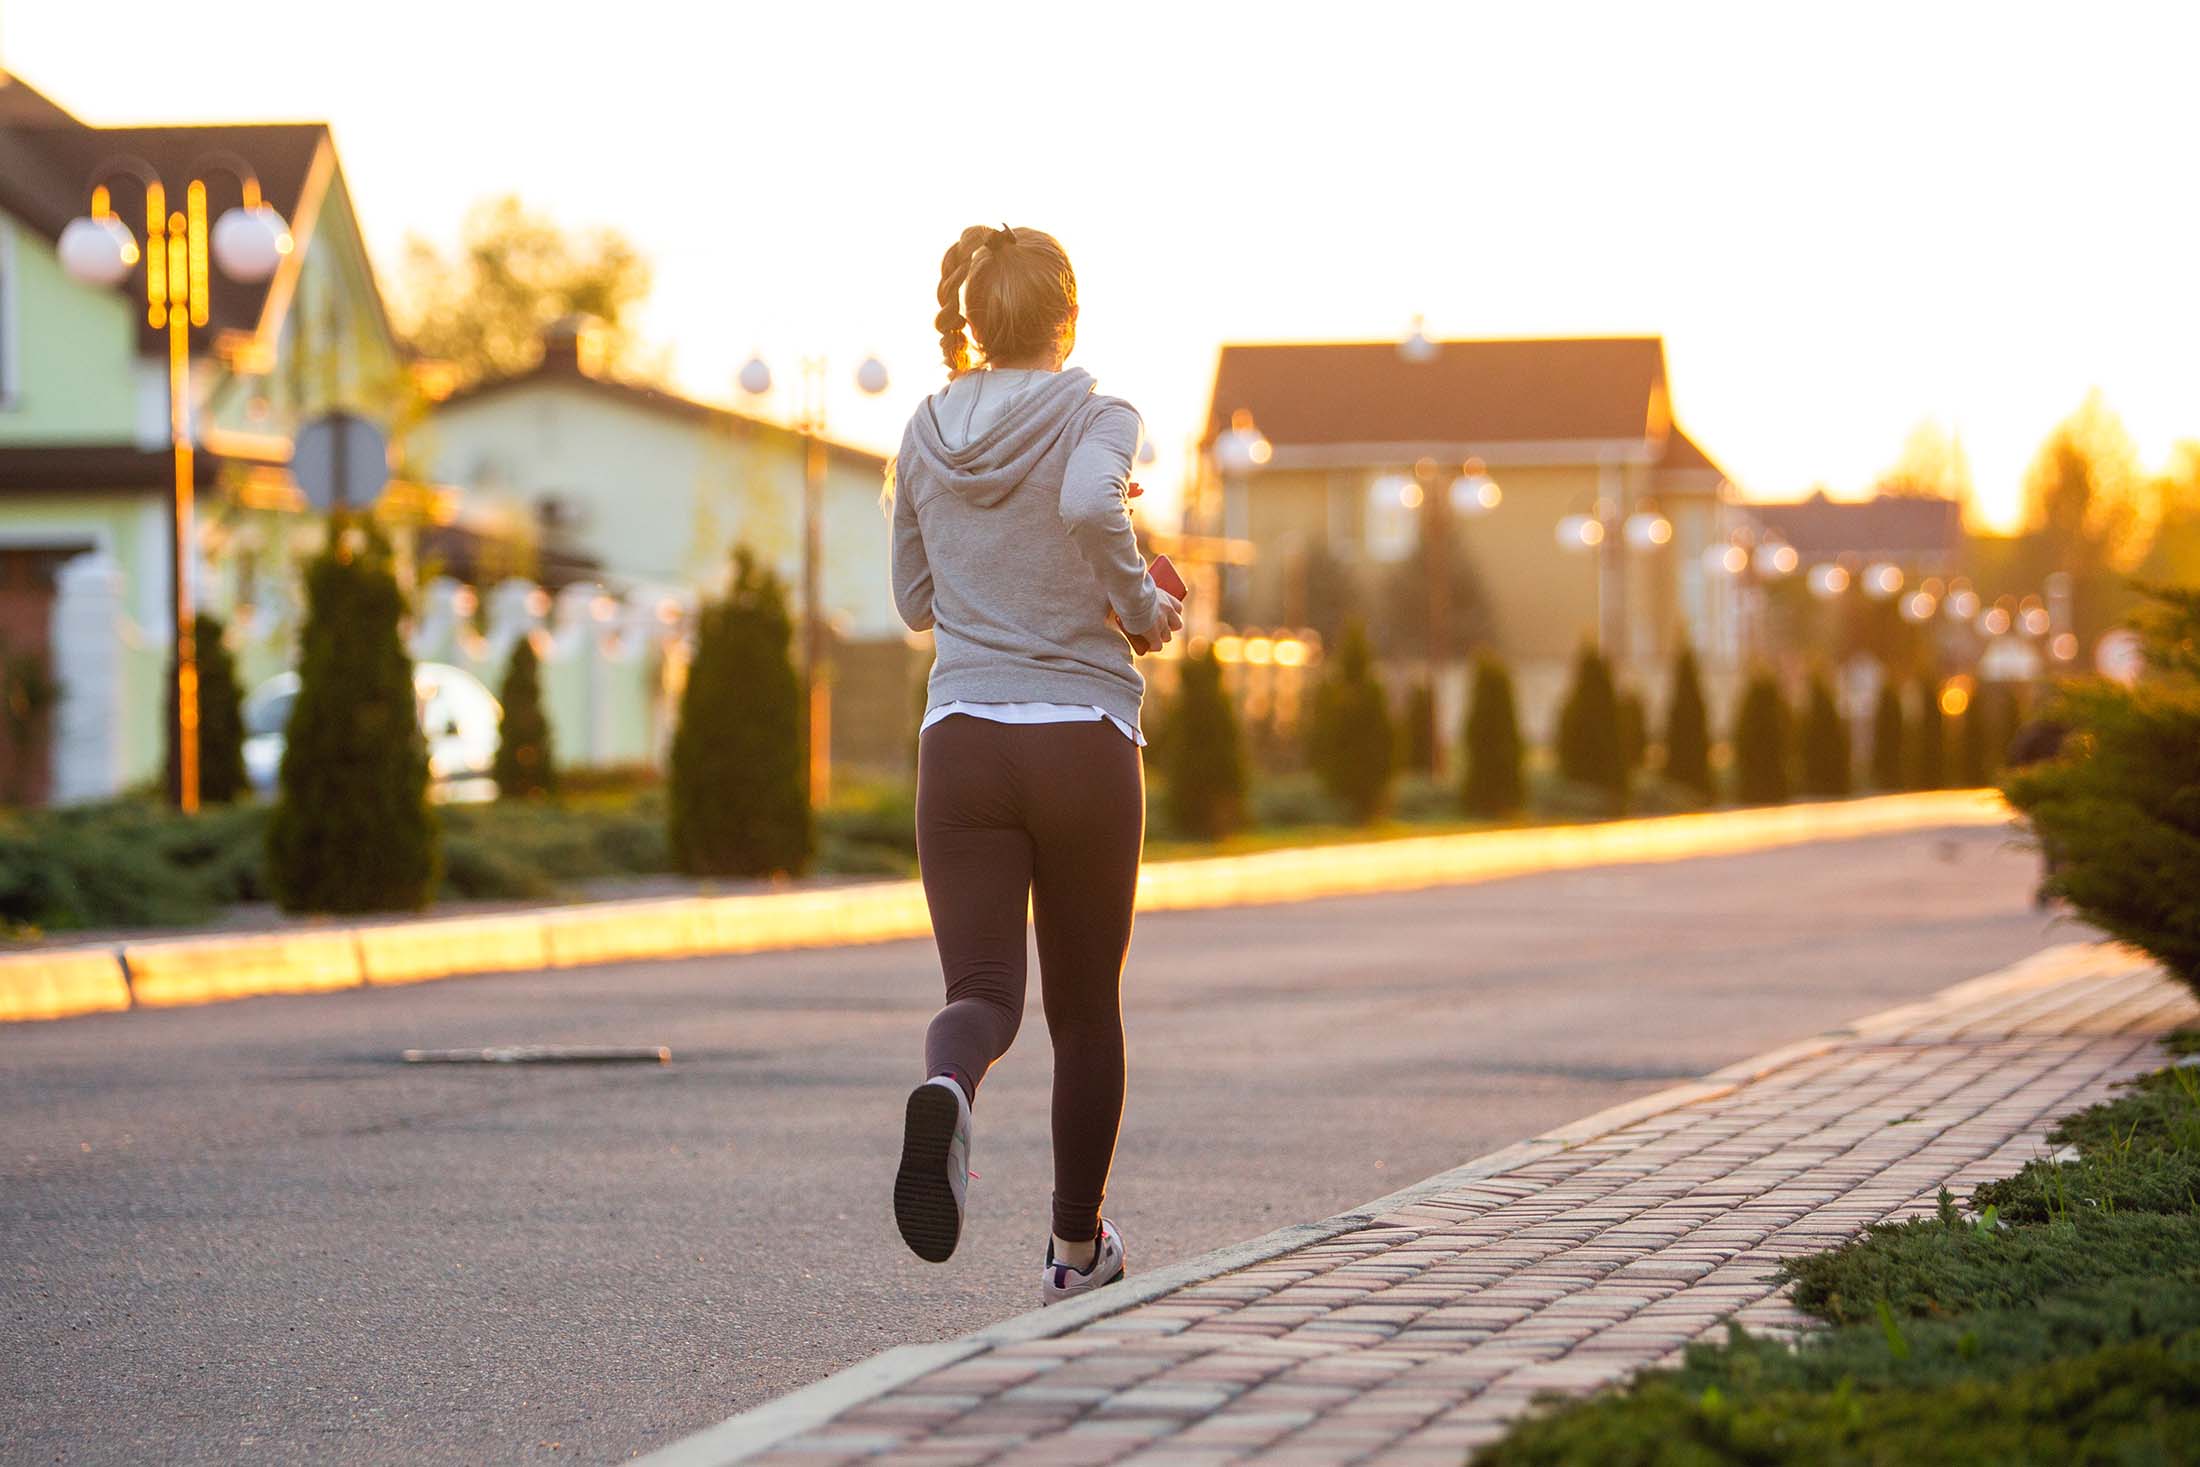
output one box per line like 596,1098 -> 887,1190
1307,620 -> 1393,824
1659,647 -> 1713,799
1555,643 -> 1627,815
668,547 -> 812,877
2047,1062 -> 2200,1155
1797,671 -> 1850,797
266,522 -> 440,914
1476,1338 -> 2200,1467
1731,674 -> 1789,805
2005,584 -> 2200,992
439,829 -> 560,900
1910,676 -> 1947,789
492,634 -> 555,799
1870,678 -> 1906,790
0,821 -> 214,930
1162,647 -> 1249,839
1461,653 -> 1524,818
165,614 -> 249,806
1779,1207 -> 2200,1324
1958,697 -> 1993,786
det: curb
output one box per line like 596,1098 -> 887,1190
630,938 -> 2122,1467
0,790 -> 2009,1025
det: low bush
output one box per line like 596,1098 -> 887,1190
1779,1206 -> 2200,1324
1476,1039 -> 2200,1465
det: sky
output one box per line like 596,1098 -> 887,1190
7,0 -> 2197,530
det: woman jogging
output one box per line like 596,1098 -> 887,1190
887,223 -> 1183,1304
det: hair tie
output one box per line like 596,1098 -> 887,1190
987,223 -> 1016,252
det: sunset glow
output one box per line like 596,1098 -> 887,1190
10,1 -> 2197,529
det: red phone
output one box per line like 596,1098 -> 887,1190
1125,554 -> 1188,654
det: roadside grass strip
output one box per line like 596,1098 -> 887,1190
1475,1039 -> 2200,1466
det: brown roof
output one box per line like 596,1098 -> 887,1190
1206,336 -> 1672,449
1746,492 -> 1964,561
0,70 -> 331,353
436,340 -> 887,473
0,444 -> 223,493
1660,424 -> 1726,478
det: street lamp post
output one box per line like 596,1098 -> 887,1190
59,157 -> 290,813
1557,494 -> 1671,662
737,352 -> 890,806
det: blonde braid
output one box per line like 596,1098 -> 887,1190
935,225 -> 995,376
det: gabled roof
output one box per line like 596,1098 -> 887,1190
0,70 -> 333,353
435,336 -> 887,473
1206,336 -> 1673,450
1660,424 -> 1725,478
1745,491 -> 1964,561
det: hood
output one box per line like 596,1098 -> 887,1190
905,366 -> 1098,507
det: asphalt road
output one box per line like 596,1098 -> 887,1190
2,824 -> 2076,1465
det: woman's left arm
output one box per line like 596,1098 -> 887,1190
889,455 -> 935,632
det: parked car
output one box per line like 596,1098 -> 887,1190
242,661 -> 503,802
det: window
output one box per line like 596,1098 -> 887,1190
0,215 -> 19,409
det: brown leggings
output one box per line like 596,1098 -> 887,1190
916,713 -> 1144,1242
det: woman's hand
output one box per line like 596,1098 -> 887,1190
1139,588 -> 1185,652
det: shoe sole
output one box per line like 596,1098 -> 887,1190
893,1083 -> 963,1263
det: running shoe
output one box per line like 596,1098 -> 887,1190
1041,1218 -> 1126,1304
893,1076 -> 971,1262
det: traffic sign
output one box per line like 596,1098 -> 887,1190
291,411 -> 391,512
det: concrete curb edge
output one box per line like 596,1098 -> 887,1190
629,937 -> 2121,1466
1,790 -> 2010,1026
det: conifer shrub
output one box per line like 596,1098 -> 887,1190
1161,645 -> 1248,840
668,546 -> 812,877
1798,671 -> 1850,797
1911,676 -> 1947,789
1731,673 -> 1790,805
1555,643 -> 1627,814
1659,646 -> 1713,800
1870,679 -> 1906,790
491,633 -> 556,799
164,614 -> 249,806
266,521 -> 440,913
2007,585 -> 2200,994
1958,692 -> 1993,787
1460,652 -> 1524,818
1307,620 -> 1393,824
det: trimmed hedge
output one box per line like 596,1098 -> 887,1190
1660,647 -> 1712,800
1461,653 -> 1525,818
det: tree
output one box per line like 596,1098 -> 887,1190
1161,647 -> 1248,840
2019,393 -> 2151,646
1870,680 -> 1906,791
1877,419 -> 1975,505
1555,643 -> 1627,814
669,547 -> 812,877
1911,678 -> 1947,790
491,634 -> 556,799
1798,672 -> 1851,798
1308,620 -> 1393,824
1732,674 -> 1791,805
267,521 -> 439,913
1661,647 -> 1713,800
1460,653 -> 1524,818
397,195 -> 656,389
2005,584 -> 2200,996
1397,681 -> 1437,777
163,615 -> 248,806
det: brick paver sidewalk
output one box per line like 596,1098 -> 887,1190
685,946 -> 2195,1467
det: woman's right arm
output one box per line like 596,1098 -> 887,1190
889,454 -> 935,632
1059,402 -> 1162,635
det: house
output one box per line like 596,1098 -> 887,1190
1199,335 -> 1740,741
1743,491 -> 1965,577
421,324 -> 915,772
0,70 -> 407,803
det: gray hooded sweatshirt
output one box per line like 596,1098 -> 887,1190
891,366 -> 1161,731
